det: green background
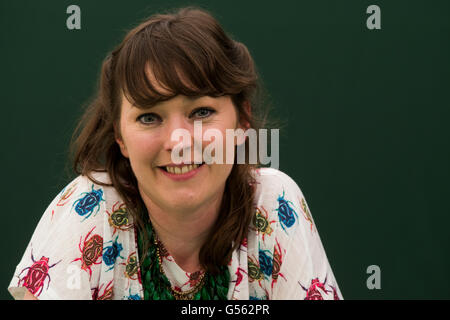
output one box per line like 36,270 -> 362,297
1,0 -> 449,299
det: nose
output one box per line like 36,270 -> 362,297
162,115 -> 192,151
161,116 -> 205,165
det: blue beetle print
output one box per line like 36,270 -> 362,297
259,249 -> 273,278
127,294 -> 141,300
276,190 -> 299,233
103,235 -> 124,271
123,288 -> 141,300
72,184 -> 105,222
249,288 -> 267,300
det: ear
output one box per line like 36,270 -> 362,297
237,100 -> 250,128
114,124 -> 129,158
236,100 -> 251,146
116,137 -> 129,158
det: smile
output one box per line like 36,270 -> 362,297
158,163 -> 206,181
164,164 -> 200,174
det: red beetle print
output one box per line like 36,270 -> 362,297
298,276 -> 331,300
57,183 -> 78,207
182,270 -> 205,289
271,238 -> 286,288
298,196 -> 315,232
92,280 -> 114,300
232,267 -> 248,292
17,248 -> 62,297
329,284 -> 341,300
71,226 -> 103,280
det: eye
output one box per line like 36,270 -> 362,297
191,107 -> 215,119
137,113 -> 160,125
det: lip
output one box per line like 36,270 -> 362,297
162,162 -> 201,168
158,163 -> 205,181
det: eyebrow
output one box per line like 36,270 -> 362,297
130,97 -> 215,111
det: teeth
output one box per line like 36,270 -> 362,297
166,164 -> 199,175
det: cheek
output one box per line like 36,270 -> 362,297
124,131 -> 160,162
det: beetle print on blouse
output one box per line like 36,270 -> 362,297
8,168 -> 343,300
16,249 -> 62,297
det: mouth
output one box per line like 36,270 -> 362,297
158,162 -> 206,175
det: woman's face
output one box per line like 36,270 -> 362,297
116,93 -> 243,214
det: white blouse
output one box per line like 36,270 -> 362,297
8,167 -> 343,300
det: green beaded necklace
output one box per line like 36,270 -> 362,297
137,218 -> 230,300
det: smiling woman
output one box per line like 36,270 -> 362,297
8,7 -> 342,300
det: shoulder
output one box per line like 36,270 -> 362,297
249,167 -> 313,243
245,168 -> 342,300
65,171 -> 124,210
252,167 -> 300,187
8,171 -> 132,300
251,167 -> 305,201
245,168 -> 309,298
51,171 -> 123,222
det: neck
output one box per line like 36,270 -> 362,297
139,186 -> 225,273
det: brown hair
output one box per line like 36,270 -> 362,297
69,7 -> 272,275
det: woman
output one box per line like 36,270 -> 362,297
8,7 -> 342,300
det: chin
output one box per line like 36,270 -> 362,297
166,195 -> 201,210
